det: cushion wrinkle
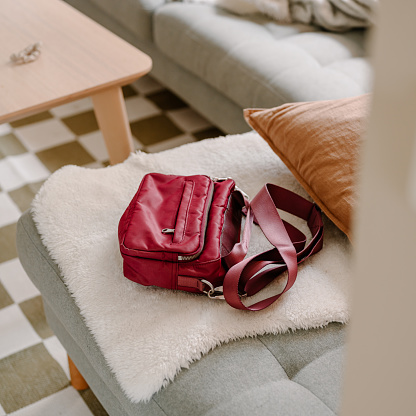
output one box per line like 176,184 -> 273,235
257,336 -> 290,378
291,380 -> 337,415
257,323 -> 346,380
201,40 -> 294,105
255,334 -> 343,408
219,45 -> 293,104
292,346 -> 345,412
204,379 -> 336,416
322,64 -> 364,91
154,3 -> 369,108
263,42 -> 365,89
284,32 -> 366,66
327,57 -> 372,88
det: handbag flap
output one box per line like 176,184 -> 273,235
119,173 -> 214,259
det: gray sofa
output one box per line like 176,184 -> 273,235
16,2 -> 371,414
64,0 -> 372,134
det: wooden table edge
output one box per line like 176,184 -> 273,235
0,65 -> 152,125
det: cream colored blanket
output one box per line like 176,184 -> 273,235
32,132 -> 351,403
186,0 -> 377,31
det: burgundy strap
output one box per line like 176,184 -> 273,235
223,184 -> 323,311
222,190 -> 253,267
178,276 -> 206,292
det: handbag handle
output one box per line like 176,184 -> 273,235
222,184 -> 324,311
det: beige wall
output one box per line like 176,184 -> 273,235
341,0 -> 416,414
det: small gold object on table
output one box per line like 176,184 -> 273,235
10,41 -> 43,64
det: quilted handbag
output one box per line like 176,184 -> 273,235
118,173 -> 323,311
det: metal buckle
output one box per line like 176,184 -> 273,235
201,279 -> 225,300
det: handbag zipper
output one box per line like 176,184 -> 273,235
177,181 -> 214,262
178,253 -> 200,261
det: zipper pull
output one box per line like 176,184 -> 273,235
162,228 -> 175,234
211,177 -> 232,182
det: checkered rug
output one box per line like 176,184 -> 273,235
0,75 -> 224,416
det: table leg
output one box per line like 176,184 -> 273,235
91,86 -> 134,165
68,355 -> 89,390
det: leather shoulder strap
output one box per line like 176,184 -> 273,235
222,184 -> 323,311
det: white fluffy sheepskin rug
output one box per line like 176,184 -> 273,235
32,132 -> 352,403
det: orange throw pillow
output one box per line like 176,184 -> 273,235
244,94 -> 371,239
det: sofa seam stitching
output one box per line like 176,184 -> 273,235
257,337 -> 336,415
257,337 -> 290,379
150,397 -> 169,416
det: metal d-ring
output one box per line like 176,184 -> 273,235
201,279 -> 225,300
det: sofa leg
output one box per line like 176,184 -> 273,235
68,355 -> 89,390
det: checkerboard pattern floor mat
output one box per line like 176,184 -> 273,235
0,75 -> 224,415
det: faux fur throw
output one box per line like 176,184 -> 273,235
185,0 -> 377,31
32,132 -> 351,403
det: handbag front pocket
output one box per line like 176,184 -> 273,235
120,173 -> 214,260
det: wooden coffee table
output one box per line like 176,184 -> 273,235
0,0 -> 152,164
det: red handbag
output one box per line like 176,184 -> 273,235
118,173 -> 323,311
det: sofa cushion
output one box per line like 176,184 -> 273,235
153,3 -> 372,109
244,94 -> 370,238
88,0 -> 165,41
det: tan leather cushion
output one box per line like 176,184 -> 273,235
244,94 -> 371,239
